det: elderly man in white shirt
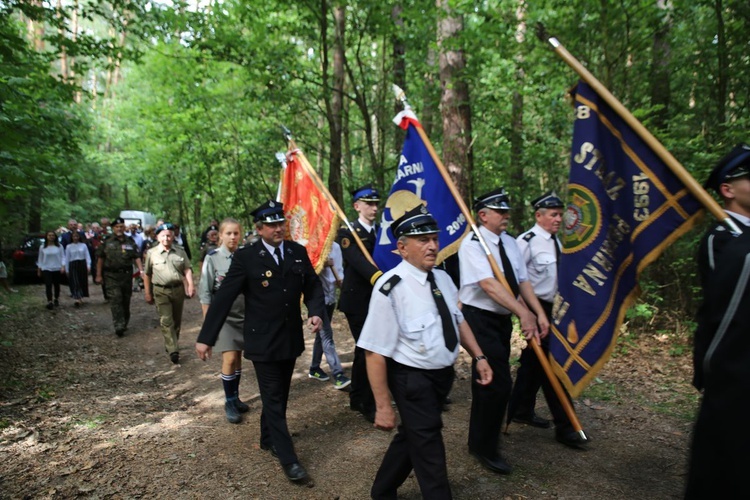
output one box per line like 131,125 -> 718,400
358,204 -> 492,500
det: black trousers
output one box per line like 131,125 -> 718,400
507,300 -> 573,434
371,361 -> 454,500
345,312 -> 375,413
42,270 -> 62,302
253,358 -> 298,466
463,305 -> 513,459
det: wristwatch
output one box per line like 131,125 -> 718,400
475,355 -> 488,363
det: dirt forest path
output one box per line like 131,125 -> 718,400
0,277 -> 696,499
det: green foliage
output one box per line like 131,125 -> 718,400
2,0 -> 749,321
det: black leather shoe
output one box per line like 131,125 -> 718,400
556,431 -> 589,449
225,401 -> 242,424
512,414 -> 551,429
361,409 -> 375,423
470,451 -> 512,475
115,328 -> 125,337
260,443 -> 278,458
235,398 -> 250,413
169,352 -> 180,364
282,462 -> 308,482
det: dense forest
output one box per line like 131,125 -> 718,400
1,0 -> 748,317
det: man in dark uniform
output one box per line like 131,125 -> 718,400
95,217 -> 143,337
358,205 -> 492,500
686,144 -> 750,498
195,200 -> 325,483
457,188 -> 549,475
507,191 -> 586,448
337,184 -> 383,421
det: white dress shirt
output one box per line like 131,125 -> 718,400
357,260 -> 463,370
458,225 -> 528,315
516,223 -> 559,302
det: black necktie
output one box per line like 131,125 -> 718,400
274,247 -> 283,266
426,271 -> 458,351
554,236 -> 561,272
497,237 -> 519,298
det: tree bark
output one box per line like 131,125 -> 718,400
650,0 -> 672,130
714,0 -> 727,130
437,0 -> 472,199
328,4 -> 346,206
392,4 -> 406,155
509,1 -> 525,230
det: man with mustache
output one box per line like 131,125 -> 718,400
358,204 -> 492,499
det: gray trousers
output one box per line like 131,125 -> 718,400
310,303 -> 343,376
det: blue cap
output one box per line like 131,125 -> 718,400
350,184 -> 381,202
392,204 -> 439,238
251,200 -> 285,224
531,191 -> 564,210
705,143 -> 750,192
473,187 -> 511,211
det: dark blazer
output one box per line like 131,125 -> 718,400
197,239 -> 325,361
337,220 -> 382,315
693,215 -> 742,389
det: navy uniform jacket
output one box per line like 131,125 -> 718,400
197,239 -> 325,362
693,215 -> 742,389
337,220 -> 382,315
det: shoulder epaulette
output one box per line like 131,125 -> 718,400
471,232 -> 480,241
522,231 -> 536,242
207,248 -> 219,256
378,275 -> 401,296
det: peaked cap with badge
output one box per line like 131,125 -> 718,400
351,184 -> 381,203
531,191 -> 564,211
252,200 -> 286,224
473,187 -> 512,211
704,143 -> 750,193
391,204 -> 440,238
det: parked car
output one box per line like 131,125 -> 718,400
11,233 -> 69,285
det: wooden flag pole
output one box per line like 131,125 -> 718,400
393,85 -> 587,440
282,129 -> 380,270
537,24 -> 741,236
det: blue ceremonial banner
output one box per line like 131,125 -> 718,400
550,80 -> 703,397
373,112 -> 469,272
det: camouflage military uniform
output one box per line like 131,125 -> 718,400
97,234 -> 140,335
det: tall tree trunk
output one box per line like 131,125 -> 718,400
392,4 -> 406,155
437,0 -> 472,198
57,0 -> 68,81
71,0 -> 81,103
421,47 -> 437,138
328,4 -> 346,206
714,0 -> 727,131
650,0 -> 672,130
509,1 -> 526,230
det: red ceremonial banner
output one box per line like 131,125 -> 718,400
279,150 -> 339,273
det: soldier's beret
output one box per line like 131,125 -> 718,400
113,217 -> 126,226
155,223 -> 174,235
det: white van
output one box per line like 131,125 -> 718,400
120,210 -> 157,229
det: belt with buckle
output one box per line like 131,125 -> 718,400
154,283 -> 181,289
